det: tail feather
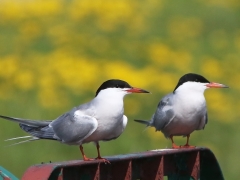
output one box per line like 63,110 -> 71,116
5,137 -> 40,147
134,119 -> 150,126
19,124 -> 57,140
0,114 -> 58,144
0,115 -> 51,127
5,136 -> 32,141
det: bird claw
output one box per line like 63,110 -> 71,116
179,144 -> 196,148
171,143 -> 181,149
95,157 -> 111,164
83,157 -> 95,161
171,143 -> 196,149
82,156 -> 110,164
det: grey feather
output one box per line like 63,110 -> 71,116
5,136 -> 32,141
151,94 -> 175,131
19,124 -> 56,140
0,115 -> 51,127
134,119 -> 150,126
196,112 -> 208,130
5,137 -> 40,147
0,114 -> 56,140
0,104 -> 98,148
50,108 -> 98,144
134,94 -> 175,132
205,112 -> 208,124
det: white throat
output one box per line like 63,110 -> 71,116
175,81 -> 208,95
173,81 -> 207,117
96,88 -> 129,100
93,88 -> 129,117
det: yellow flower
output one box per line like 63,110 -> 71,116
20,21 -> 41,39
168,17 -> 203,41
0,56 -> 19,79
13,70 -> 34,90
148,43 -> 192,74
209,30 -> 228,50
0,0 -> 62,20
201,57 -> 222,79
148,43 -> 172,66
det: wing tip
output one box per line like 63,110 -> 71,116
134,119 -> 150,126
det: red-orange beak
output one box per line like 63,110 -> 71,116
125,87 -> 149,93
206,82 -> 229,88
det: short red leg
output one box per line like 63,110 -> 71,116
95,142 -> 110,164
180,135 -> 196,148
170,135 -> 181,149
79,145 -> 94,161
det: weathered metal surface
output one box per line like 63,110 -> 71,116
0,166 -> 18,180
21,147 -> 224,180
0,171 -> 11,180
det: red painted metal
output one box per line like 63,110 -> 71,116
190,151 -> 200,179
21,147 -> 224,180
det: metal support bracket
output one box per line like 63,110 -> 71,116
21,147 -> 224,180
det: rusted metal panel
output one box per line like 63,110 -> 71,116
21,147 -> 224,180
21,164 -> 55,180
139,156 -> 163,180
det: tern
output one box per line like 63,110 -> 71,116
0,79 -> 149,162
135,73 -> 228,148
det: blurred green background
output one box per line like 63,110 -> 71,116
0,0 -> 239,179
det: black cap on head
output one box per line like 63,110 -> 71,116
96,79 -> 132,96
173,73 -> 210,92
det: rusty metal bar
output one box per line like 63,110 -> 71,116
21,147 -> 224,180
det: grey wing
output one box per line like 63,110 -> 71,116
50,107 -> 98,145
205,112 -> 208,124
151,94 -> 175,131
196,111 -> 208,130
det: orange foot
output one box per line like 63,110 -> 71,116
95,157 -> 111,164
172,143 -> 181,149
180,144 -> 196,148
83,156 -> 95,161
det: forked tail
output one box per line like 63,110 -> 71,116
134,119 -> 150,126
0,114 -> 57,146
